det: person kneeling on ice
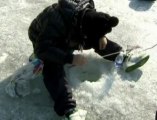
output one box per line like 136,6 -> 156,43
28,0 -> 149,119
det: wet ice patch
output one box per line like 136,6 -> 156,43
65,49 -> 113,86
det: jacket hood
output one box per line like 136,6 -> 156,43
58,0 -> 95,26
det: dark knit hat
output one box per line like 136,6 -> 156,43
82,10 -> 119,38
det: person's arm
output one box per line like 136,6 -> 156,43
36,39 -> 87,66
36,39 -> 73,65
33,16 -> 74,65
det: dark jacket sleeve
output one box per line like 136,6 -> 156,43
35,23 -> 73,64
36,41 -> 73,65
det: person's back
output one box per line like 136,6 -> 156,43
28,3 -> 68,53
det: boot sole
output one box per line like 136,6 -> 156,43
125,55 -> 150,72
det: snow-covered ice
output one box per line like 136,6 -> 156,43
0,0 -> 157,120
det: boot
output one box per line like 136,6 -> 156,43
64,109 -> 87,120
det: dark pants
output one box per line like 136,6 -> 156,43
42,39 -> 122,116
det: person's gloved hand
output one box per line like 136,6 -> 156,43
72,54 -> 87,66
99,36 -> 108,50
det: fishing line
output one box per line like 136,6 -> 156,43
102,43 -> 157,58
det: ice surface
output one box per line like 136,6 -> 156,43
0,0 -> 157,120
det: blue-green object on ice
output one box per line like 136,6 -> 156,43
125,54 -> 150,73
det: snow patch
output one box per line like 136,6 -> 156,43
0,53 -> 8,64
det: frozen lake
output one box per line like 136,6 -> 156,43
0,0 -> 157,120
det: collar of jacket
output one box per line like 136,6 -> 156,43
58,0 -> 94,26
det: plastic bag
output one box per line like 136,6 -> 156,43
5,59 -> 44,97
